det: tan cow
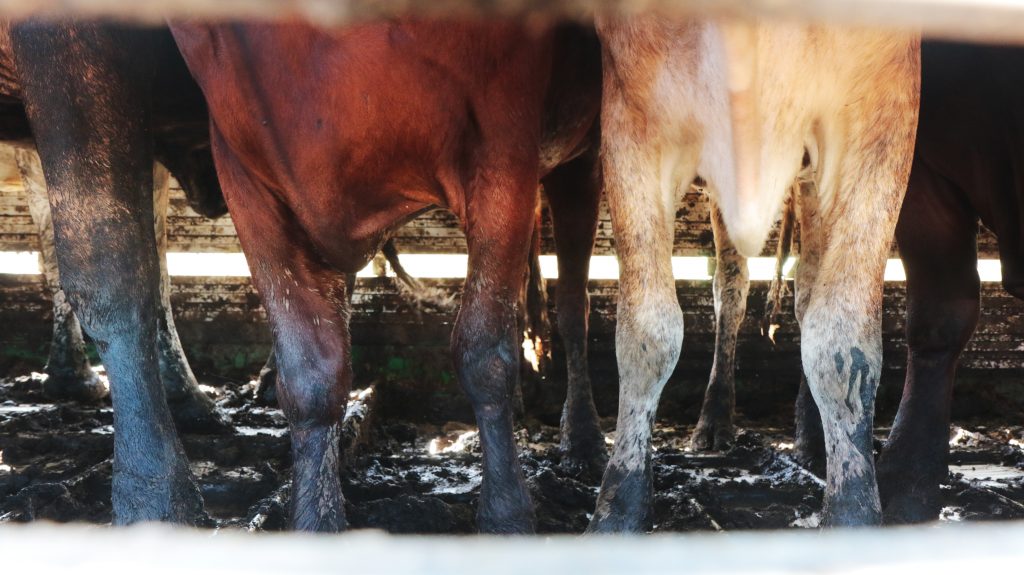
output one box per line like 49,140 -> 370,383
592,17 -> 919,530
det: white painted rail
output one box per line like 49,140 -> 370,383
1,1 -> 1024,44
2,521 -> 1024,575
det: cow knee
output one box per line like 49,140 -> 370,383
555,291 -> 589,347
276,349 -> 348,429
65,275 -> 157,349
906,297 -> 979,362
452,324 -> 518,413
618,295 -> 684,393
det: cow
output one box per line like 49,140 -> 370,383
874,41 -> 1024,524
12,146 -> 232,433
743,40 -> 1024,525
170,20 -> 604,532
591,17 -> 919,531
2,22 -> 231,523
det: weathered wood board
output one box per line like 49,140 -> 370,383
0,180 -> 1002,258
3,273 -> 1022,425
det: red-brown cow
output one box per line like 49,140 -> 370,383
170,21 -> 603,532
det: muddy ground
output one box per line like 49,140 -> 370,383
2,373 -> 1023,533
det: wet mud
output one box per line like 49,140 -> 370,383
2,374 -> 1023,533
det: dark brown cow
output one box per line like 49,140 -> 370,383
3,22 -> 229,523
873,41 -> 1024,523
171,20 -> 603,532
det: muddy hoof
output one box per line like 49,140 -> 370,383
792,445 -> 826,478
476,487 -> 536,534
882,492 -> 940,524
169,389 -> 232,435
821,485 -> 882,527
586,464 -> 651,534
112,466 -> 207,526
42,371 -> 108,403
878,465 -> 943,524
558,448 -> 609,484
476,510 -> 535,535
690,419 -> 735,451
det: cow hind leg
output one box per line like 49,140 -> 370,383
587,113 -> 684,532
692,202 -> 749,451
17,148 -> 106,402
877,165 -> 979,524
543,150 -> 606,479
212,136 -> 352,532
792,374 -> 826,474
152,163 -> 231,433
798,143 -> 914,526
797,231 -> 888,526
453,167 -> 542,534
255,272 -> 356,408
12,23 -> 204,524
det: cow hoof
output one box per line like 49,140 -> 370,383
586,464 -> 651,534
878,462 -> 943,524
42,371 -> 108,403
821,487 -> 882,527
168,388 -> 232,435
792,444 -> 827,478
477,508 -> 536,535
559,424 -> 609,482
559,447 -> 609,484
112,466 -> 207,526
881,493 -> 940,525
690,418 -> 734,451
291,506 -> 347,533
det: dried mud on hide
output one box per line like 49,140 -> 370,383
2,374 -> 1024,532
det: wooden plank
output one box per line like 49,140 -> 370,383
4,273 -> 1023,423
2,183 -> 1004,257
3,0 -> 1024,45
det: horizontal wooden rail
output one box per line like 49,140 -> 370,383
1,1 -> 1024,45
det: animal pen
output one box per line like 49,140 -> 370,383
1,0 -> 1024,573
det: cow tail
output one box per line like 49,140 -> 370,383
761,183 -> 797,344
522,209 -> 550,371
382,239 -> 456,313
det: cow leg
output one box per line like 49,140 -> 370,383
796,143 -> 913,526
454,177 -> 539,534
254,273 -> 354,408
796,219 -> 883,525
588,112 -> 684,532
692,202 -> 749,451
211,131 -> 351,532
877,165 -> 979,524
792,374 -> 826,473
789,184 -> 827,473
11,23 -> 203,524
152,163 -> 230,433
542,151 -> 605,479
16,148 -> 106,402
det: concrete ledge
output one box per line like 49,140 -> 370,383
2,521 -> 1024,574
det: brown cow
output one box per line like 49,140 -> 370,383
592,18 -> 919,531
874,41 -> 1024,523
733,41 -> 1024,525
13,147 -> 231,433
171,20 -> 603,532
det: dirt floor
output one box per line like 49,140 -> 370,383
2,372 -> 1023,533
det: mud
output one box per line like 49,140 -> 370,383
2,374 -> 1023,533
